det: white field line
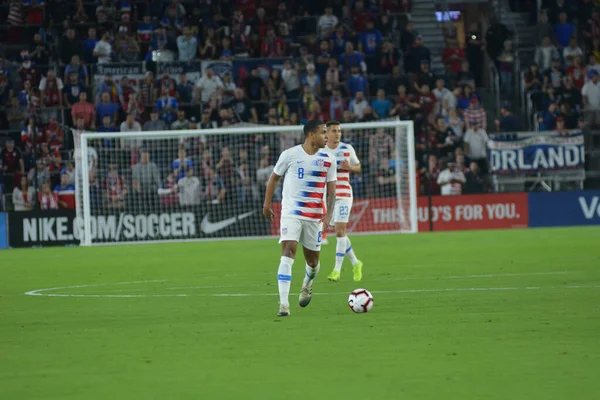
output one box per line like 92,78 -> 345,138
23,281 -> 600,298
56,271 -> 575,294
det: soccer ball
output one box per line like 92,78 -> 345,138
348,288 -> 374,313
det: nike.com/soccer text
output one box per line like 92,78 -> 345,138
22,213 -> 196,242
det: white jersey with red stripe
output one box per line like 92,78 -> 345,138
273,144 -> 336,222
326,142 -> 360,199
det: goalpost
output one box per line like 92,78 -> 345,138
75,120 -> 417,246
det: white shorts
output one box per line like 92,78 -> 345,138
279,217 -> 323,251
331,198 -> 353,224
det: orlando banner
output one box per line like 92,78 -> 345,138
488,132 -> 585,174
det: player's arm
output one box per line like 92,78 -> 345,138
339,146 -> 361,173
263,172 -> 281,220
322,160 -> 337,226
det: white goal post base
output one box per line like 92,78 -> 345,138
75,120 -> 417,246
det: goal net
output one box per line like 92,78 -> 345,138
75,120 -> 417,246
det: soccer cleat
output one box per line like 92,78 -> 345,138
298,285 -> 313,307
327,270 -> 340,282
322,238 -> 329,245
277,304 -> 290,317
353,260 -> 364,282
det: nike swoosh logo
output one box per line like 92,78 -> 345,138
296,161 -> 304,164
200,210 -> 256,234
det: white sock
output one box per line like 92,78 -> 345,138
303,262 -> 320,287
277,256 -> 294,306
334,236 -> 347,272
345,237 -> 359,266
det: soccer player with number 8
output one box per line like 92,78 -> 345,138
263,120 -> 337,317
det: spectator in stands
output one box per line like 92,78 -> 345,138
38,182 -> 59,210
568,56 -> 586,90
535,11 -> 553,43
318,6 -> 338,39
330,25 -> 350,57
400,20 -> 417,56
497,40 -> 515,96
535,36 -> 560,72
171,110 -> 189,130
12,176 -> 35,211
543,58 -> 564,89
437,161 -> 466,196
405,35 -> 431,75
464,161 -> 485,194
104,163 -> 126,208
368,128 -> 394,168
194,68 -> 223,105
131,149 -> 161,207
220,37 -> 235,61
372,89 -> 393,119
63,73 -> 86,109
415,84 -> 436,120
563,37 -> 584,67
465,23 -> 485,86
172,148 -> 193,182
18,54 -> 41,89
349,91 -> 369,120
120,112 -> 142,133
376,157 -> 396,197
141,108 -> 167,131
538,101 -> 559,130
302,64 -> 322,97
377,41 -> 400,78
414,61 -> 437,95
95,74 -> 124,106
562,77 -> 583,109
390,84 -> 417,120
156,87 -> 179,125
464,97 -> 487,130
261,27 -> 286,57
456,60 -> 476,88
340,42 -> 367,76
524,63 -> 543,93
177,26 -> 198,61
231,89 -> 258,123
54,173 -> 76,209
82,27 -> 99,64
495,104 -> 519,132
139,72 -> 157,106
114,27 -> 141,62
1,140 -> 24,190
59,28 -> 84,66
554,12 -> 574,48
157,72 -> 177,99
447,107 -> 465,139
96,92 -> 120,126
60,162 -> 75,185
64,55 -> 89,87
178,168 -> 202,206
582,70 -> 600,128
70,91 -> 95,129
485,18 -> 511,61
358,19 -> 383,58
243,68 -> 266,104
282,59 -> 301,100
346,65 -> 369,97
442,37 -> 465,76
39,69 -> 64,108
463,120 -> 489,173
30,33 -> 51,71
433,77 -> 455,116
176,74 -> 194,105
205,168 -> 226,204
6,97 -> 26,131
93,31 -> 113,64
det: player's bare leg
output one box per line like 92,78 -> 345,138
277,241 -> 298,316
299,247 -> 320,307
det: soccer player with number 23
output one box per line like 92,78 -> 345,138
263,120 -> 337,317
323,120 -> 363,283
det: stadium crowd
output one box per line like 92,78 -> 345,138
0,0 -> 520,213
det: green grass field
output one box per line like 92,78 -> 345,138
1,227 -> 600,399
